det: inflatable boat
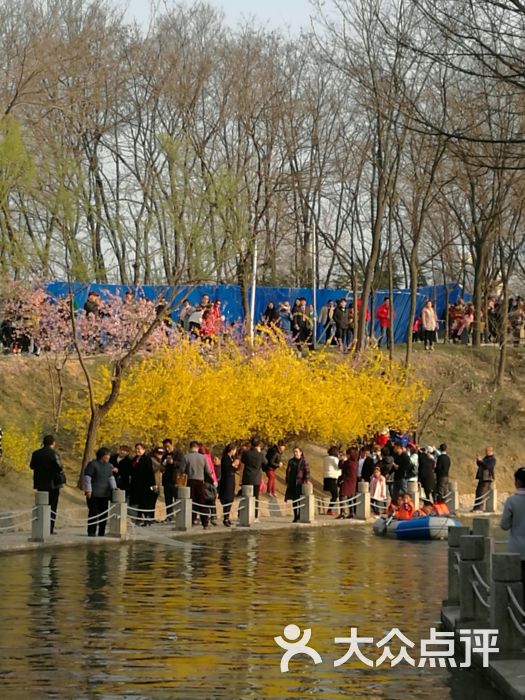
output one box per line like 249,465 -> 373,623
372,515 -> 462,540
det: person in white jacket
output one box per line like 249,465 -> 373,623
501,467 -> 525,607
323,446 -> 341,516
421,299 -> 438,351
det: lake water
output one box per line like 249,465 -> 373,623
0,527 -> 504,699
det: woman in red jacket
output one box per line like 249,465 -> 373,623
375,297 -> 393,349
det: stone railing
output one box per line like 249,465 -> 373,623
443,518 -> 525,656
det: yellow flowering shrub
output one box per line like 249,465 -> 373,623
1,423 -> 41,473
65,333 -> 428,449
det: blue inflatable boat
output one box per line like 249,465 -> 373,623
373,515 -> 462,540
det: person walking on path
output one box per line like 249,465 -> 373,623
83,447 -> 117,537
421,299 -> 438,351
472,446 -> 496,512
500,467 -> 525,607
285,447 -> 310,522
30,435 -> 65,534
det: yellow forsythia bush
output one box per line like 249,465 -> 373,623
65,333 -> 428,449
1,423 -> 41,473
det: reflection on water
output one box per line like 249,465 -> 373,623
0,528 -> 504,699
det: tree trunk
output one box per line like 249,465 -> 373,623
405,251 -> 418,367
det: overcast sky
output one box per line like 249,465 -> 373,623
124,0 -> 315,33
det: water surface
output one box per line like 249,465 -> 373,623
0,527 -> 503,699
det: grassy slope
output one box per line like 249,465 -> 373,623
0,344 -> 523,511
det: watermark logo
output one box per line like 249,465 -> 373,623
274,625 -> 499,671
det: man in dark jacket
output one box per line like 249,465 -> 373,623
435,443 -> 451,500
418,447 -> 436,500
30,435 -> 64,533
392,444 -> 411,500
162,438 -> 186,521
241,438 -> 267,519
83,446 -> 117,537
473,446 -> 496,512
110,445 -> 132,497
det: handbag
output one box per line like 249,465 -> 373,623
54,469 -> 67,488
175,472 -> 188,487
203,481 -> 217,503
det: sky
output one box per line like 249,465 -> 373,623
124,0 -> 316,33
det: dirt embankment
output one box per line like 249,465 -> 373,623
0,344 -> 523,511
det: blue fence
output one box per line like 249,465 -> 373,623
45,281 -> 468,344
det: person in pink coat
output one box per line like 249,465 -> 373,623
369,465 -> 388,515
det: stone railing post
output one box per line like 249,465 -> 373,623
490,552 -> 524,655
443,525 -> 470,607
108,489 -> 127,538
239,485 -> 255,527
448,479 -> 460,513
458,535 -> 489,624
471,517 -> 493,584
486,487 -> 498,513
299,483 -> 315,523
355,481 -> 371,520
406,480 -> 419,511
30,491 -> 51,543
175,486 -> 192,531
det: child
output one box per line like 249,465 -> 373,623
370,466 -> 387,515
396,493 -> 415,520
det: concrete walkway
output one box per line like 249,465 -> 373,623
0,512 -> 372,554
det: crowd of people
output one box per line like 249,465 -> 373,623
322,431 -> 452,520
442,295 -> 525,346
3,285 -> 525,355
25,432 -> 525,610
28,429 -> 461,537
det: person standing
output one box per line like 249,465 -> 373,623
418,446 -> 436,500
370,465 -> 388,515
435,443 -> 451,500
334,298 -> 351,351
285,447 -> 310,523
265,440 -> 285,496
323,446 -> 341,515
241,438 -> 267,520
375,297 -> 393,349
30,435 -> 65,534
184,441 -> 213,528
161,439 -> 185,521
392,444 -> 411,500
110,445 -> 132,498
338,447 -> 359,519
219,443 -> 239,527
500,467 -> 525,607
83,447 -> 117,537
473,446 -> 496,512
421,299 -> 438,351
129,443 -> 155,526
